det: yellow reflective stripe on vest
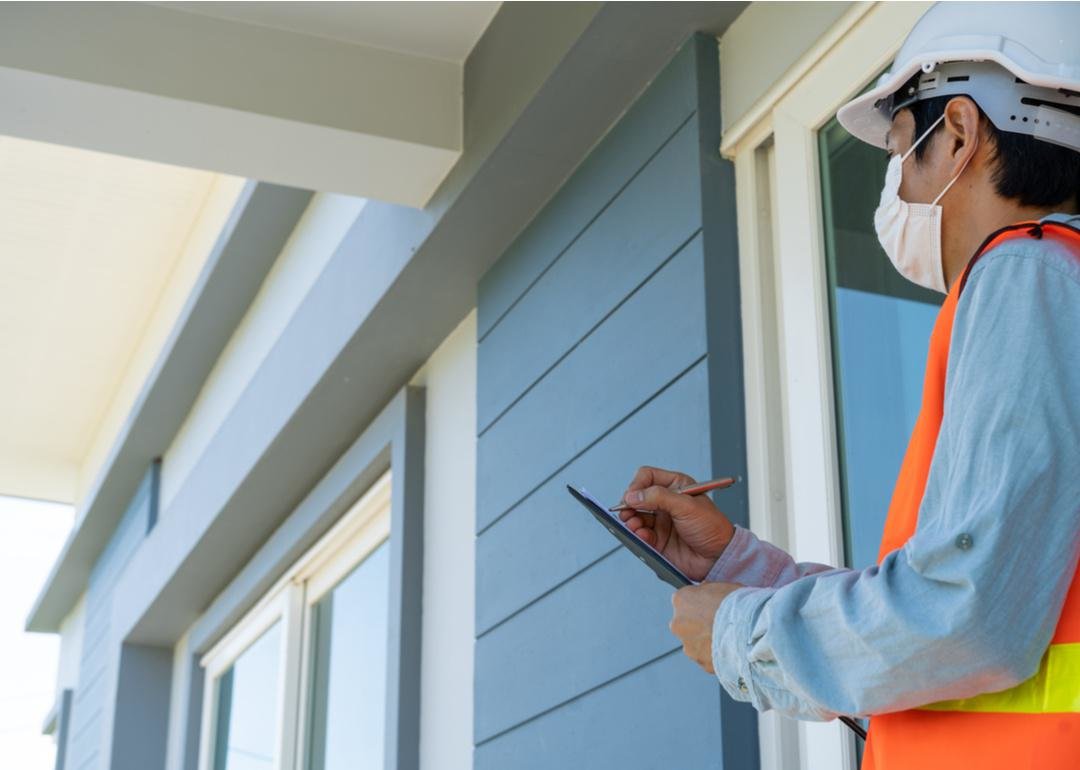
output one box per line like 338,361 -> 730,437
920,643 -> 1080,714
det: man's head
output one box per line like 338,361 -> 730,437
885,72 -> 1080,214
839,2 -> 1080,288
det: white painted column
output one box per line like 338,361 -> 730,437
410,310 -> 477,770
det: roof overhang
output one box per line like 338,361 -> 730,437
0,2 -> 500,207
25,182 -> 314,632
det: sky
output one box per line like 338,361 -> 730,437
0,495 -> 73,769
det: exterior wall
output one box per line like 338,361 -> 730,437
473,35 -> 755,769
66,466 -> 157,770
409,311 -> 478,770
161,192 -> 367,512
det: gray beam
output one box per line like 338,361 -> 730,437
26,182 -> 314,632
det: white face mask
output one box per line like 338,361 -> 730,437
873,114 -> 976,294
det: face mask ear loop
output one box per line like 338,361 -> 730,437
901,113 -> 947,163
931,133 -> 979,206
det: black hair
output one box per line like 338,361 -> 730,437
904,81 -> 1080,210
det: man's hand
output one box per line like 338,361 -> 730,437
670,582 -> 743,673
618,466 -> 736,581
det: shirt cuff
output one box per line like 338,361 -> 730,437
704,525 -> 783,586
711,584 -> 774,708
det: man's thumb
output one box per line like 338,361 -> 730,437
628,485 -> 695,518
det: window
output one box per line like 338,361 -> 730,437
724,4 -> 932,769
819,116 -> 943,569
199,472 -> 392,770
212,622 -> 282,770
304,543 -> 389,770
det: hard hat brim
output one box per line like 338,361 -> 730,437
836,62 -> 922,151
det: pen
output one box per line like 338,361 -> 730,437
608,475 -> 741,512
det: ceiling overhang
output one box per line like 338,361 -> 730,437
0,2 -> 495,207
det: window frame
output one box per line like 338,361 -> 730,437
197,471 -> 392,770
724,3 -> 931,769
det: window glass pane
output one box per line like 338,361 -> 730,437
305,541 -> 390,770
819,115 -> 944,571
213,621 -> 282,770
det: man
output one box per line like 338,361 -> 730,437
617,4 -> 1080,768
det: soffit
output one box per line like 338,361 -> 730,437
0,135 -> 225,502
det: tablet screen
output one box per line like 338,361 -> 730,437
567,484 -> 694,589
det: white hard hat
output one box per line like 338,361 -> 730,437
837,1 -> 1080,153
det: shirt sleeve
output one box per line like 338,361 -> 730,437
710,248 -> 1080,720
704,525 -> 837,587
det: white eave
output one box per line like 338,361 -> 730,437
0,134 -> 242,505
0,2 -> 501,207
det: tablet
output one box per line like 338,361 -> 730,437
566,484 -> 694,589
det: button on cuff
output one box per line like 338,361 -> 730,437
712,584 -> 774,708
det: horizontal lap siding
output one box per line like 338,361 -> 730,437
477,235 -> 707,532
476,36 -> 750,768
476,118 -> 702,433
66,468 -> 155,770
475,652 -> 724,770
476,360 -> 710,634
476,44 -> 699,341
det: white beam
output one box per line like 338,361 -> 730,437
0,2 -> 463,207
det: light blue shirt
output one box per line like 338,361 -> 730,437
708,213 -> 1080,719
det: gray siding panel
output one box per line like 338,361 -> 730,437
476,44 -> 699,341
477,233 -> 707,532
66,467 -> 156,770
475,547 -> 680,741
476,359 -> 711,634
475,35 -> 756,769
475,652 -> 724,770
477,117 -> 702,432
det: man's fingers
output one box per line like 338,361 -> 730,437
626,466 -> 695,495
626,484 -> 697,520
621,513 -> 658,546
619,508 -> 656,525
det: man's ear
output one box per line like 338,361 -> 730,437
941,96 -> 982,174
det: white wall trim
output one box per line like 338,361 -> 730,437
719,2 -> 874,158
729,2 -> 931,768
408,310 -> 477,770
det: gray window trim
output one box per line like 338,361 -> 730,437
185,385 -> 425,770
52,688 -> 73,770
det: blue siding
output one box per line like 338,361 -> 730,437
66,467 -> 158,770
476,44 -> 699,340
476,360 -> 710,633
476,117 -> 703,433
475,652 -> 727,770
477,234 -> 707,531
475,36 -> 757,769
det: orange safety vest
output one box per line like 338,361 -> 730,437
862,221 -> 1080,770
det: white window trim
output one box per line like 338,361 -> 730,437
197,470 -> 392,770
726,4 -> 931,770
